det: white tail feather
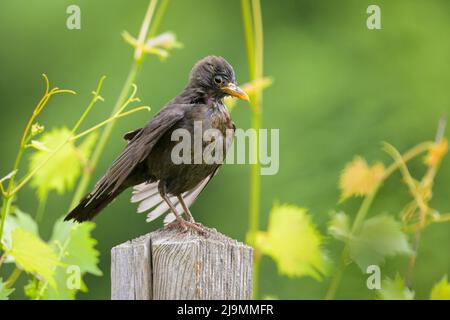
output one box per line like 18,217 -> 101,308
131,173 -> 215,224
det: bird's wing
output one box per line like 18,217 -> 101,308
131,167 -> 220,224
123,127 -> 143,142
88,104 -> 190,203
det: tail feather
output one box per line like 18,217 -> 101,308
64,186 -> 126,222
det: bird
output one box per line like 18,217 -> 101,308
64,56 -> 249,232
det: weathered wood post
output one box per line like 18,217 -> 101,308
111,225 -> 253,300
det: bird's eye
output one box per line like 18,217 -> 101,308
213,75 -> 223,85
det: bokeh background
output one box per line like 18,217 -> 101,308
1,0 -> 449,299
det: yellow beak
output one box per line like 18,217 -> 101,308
222,82 -> 250,101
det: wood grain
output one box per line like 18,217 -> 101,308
111,225 -> 253,300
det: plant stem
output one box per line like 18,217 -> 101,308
325,141 -> 432,299
35,193 -> 48,223
0,147 -> 26,248
0,78 -> 74,248
70,0 -> 164,209
70,62 -> 140,209
405,121 -> 445,288
241,0 -> 255,80
0,252 -> 6,267
241,0 -> 264,299
135,0 -> 158,61
5,268 -> 22,288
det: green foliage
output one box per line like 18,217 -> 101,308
430,275 -> 450,300
0,1 -> 169,300
50,219 -> 102,276
7,228 -> 59,288
1,208 -> 38,249
256,204 -> 329,280
29,128 -> 97,200
23,278 -> 41,300
378,274 -> 414,300
36,219 -> 101,299
0,278 -> 14,300
330,213 -> 412,271
350,215 -> 412,271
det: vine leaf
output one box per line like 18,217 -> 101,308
378,274 -> 414,300
0,278 -> 14,300
339,156 -> 384,202
28,127 -> 98,200
430,275 -> 450,300
350,215 -> 412,270
50,219 -> 102,276
328,211 -> 350,241
255,204 -> 329,280
7,228 -> 60,288
329,214 -> 412,271
41,219 -> 102,299
1,208 -> 39,251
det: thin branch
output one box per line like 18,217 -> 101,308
71,106 -> 150,141
135,0 -> 158,61
71,76 -> 107,134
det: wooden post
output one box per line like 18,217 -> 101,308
111,225 -> 253,300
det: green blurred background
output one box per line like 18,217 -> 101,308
1,0 -> 449,299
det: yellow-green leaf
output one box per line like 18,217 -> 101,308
40,219 -> 102,299
255,204 -> 328,280
339,156 -> 385,201
28,127 -> 97,200
378,274 -> 414,300
430,275 -> 450,300
0,278 -> 14,300
1,208 -> 38,250
50,219 -> 102,276
7,228 -> 59,288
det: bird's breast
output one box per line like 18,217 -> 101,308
209,103 -> 234,133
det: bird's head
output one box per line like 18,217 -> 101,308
187,56 -> 249,102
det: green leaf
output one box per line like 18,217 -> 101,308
378,274 -> 414,300
430,275 -> 450,300
50,219 -> 102,276
1,208 -> 38,250
7,228 -> 59,288
0,278 -> 14,300
350,215 -> 412,270
328,211 -> 350,241
23,278 -> 42,300
41,219 -> 102,299
255,204 -> 329,280
28,127 -> 97,200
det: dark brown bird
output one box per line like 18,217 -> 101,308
64,56 -> 249,231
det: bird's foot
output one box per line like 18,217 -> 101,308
172,217 -> 207,235
186,221 -> 208,234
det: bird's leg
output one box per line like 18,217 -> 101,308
160,193 -> 205,233
177,195 -> 196,223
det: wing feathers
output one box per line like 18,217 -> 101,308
89,104 -> 188,200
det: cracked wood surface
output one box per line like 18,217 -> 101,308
111,225 -> 253,300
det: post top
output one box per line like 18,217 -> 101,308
112,224 -> 252,251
